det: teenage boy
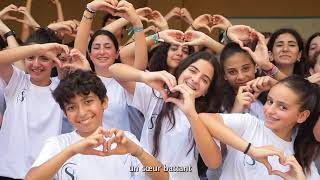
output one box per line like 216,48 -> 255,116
25,70 -> 169,180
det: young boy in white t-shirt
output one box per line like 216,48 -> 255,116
25,70 -> 169,180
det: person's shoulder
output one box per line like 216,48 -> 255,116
124,131 -> 139,143
47,131 -> 79,148
308,161 -> 320,180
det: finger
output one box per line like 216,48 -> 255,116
285,160 -> 303,173
242,92 -> 255,101
179,83 -> 194,94
85,148 -> 108,156
261,160 -> 273,175
263,146 -> 286,164
182,41 -> 197,46
4,16 -> 18,21
108,0 -> 119,7
52,57 -> 62,68
271,170 -> 287,179
251,78 -> 262,92
160,71 -> 177,89
115,130 -> 124,142
165,96 -> 182,106
159,89 -> 169,101
237,86 -> 246,94
106,136 -> 116,152
240,97 -> 254,105
140,16 -> 149,22
242,46 -> 254,56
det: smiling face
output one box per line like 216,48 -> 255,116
166,44 -> 189,72
308,36 -> 320,59
64,92 -> 108,137
271,33 -> 302,66
177,59 -> 214,98
89,35 -> 117,69
25,55 -> 54,86
263,83 -> 309,140
223,52 -> 256,91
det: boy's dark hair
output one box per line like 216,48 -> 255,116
52,70 -> 107,111
25,27 -> 62,45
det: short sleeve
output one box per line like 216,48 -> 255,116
32,137 -> 62,168
308,162 -> 320,180
4,66 -> 28,98
219,113 -> 258,137
126,82 -> 160,117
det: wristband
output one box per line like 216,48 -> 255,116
148,33 -> 164,43
83,14 -> 95,20
244,143 -> 251,154
221,28 -> 232,44
127,26 -> 144,37
85,5 -> 96,14
190,23 -> 198,31
262,64 -> 279,78
3,30 -> 15,39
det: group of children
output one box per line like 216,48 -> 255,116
0,0 -> 319,180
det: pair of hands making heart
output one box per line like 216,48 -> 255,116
192,14 -> 232,32
87,0 -> 142,27
232,76 -> 278,113
0,4 -> 40,28
141,70 -> 197,116
165,7 -> 193,25
70,127 -> 143,157
157,29 -> 215,48
32,43 -> 91,71
249,145 -> 306,180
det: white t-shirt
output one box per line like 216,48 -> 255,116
32,130 -> 146,180
0,80 -> 5,115
245,100 -> 265,121
127,82 -> 198,180
0,67 -> 63,179
99,76 -> 131,131
218,113 -> 320,180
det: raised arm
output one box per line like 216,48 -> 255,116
15,6 -> 40,31
112,1 -> 147,70
20,0 -> 32,41
102,7 -> 151,34
109,63 -> 176,98
0,43 -> 69,84
199,113 -> 286,174
166,84 -> 222,168
240,30 -> 287,81
183,30 -> 224,54
0,19 -> 24,81
74,0 -> 118,55
119,29 -> 184,67
51,0 -> 64,22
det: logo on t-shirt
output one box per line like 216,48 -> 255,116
60,162 -> 78,180
148,114 -> 158,129
17,89 -> 27,103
